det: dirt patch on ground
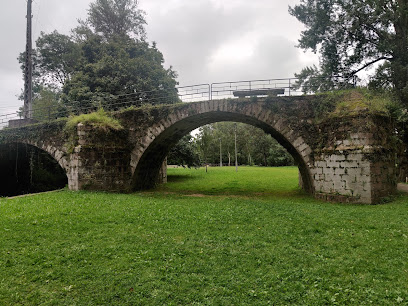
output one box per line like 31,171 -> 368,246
184,194 -> 207,197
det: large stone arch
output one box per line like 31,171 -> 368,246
0,141 -> 69,195
19,140 -> 70,174
130,99 -> 315,193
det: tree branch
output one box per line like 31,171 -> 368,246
350,56 -> 392,75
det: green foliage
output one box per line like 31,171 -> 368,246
65,108 -> 123,131
195,122 -> 294,166
61,37 -> 178,107
312,88 -> 397,120
35,31 -> 81,86
167,134 -> 201,168
18,0 -> 178,114
290,0 -> 408,105
86,0 -> 146,40
31,87 -> 61,122
1,167 -> 408,304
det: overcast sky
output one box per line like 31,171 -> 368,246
0,0 -> 317,115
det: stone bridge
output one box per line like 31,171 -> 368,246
0,96 -> 396,204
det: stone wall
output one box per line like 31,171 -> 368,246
69,123 -> 132,192
311,114 -> 396,204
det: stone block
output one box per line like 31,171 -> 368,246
274,118 -> 285,132
293,136 -> 304,148
259,110 -> 272,123
324,172 -> 334,182
298,142 -> 309,154
330,154 -> 346,162
312,167 -> 323,175
315,161 -> 327,168
324,182 -> 334,193
340,160 -> 359,168
323,167 -> 334,175
334,167 -> 346,175
346,168 -> 362,178
326,161 -> 341,168
333,179 -> 346,191
345,153 -> 364,161
314,174 -> 325,181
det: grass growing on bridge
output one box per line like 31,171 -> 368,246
1,166 -> 408,304
66,108 -> 123,131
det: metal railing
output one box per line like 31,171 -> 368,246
0,76 -> 356,129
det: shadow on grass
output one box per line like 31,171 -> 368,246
167,174 -> 197,183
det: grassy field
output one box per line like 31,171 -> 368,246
1,166 -> 407,305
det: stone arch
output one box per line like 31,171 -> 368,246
18,140 -> 70,174
0,141 -> 69,196
131,100 -> 315,193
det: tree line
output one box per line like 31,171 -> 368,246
168,122 -> 294,168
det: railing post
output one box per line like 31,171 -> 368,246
288,79 -> 291,96
210,84 -> 213,100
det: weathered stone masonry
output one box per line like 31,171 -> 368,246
0,96 -> 397,204
312,114 -> 396,203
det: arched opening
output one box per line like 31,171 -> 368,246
0,143 -> 68,197
132,112 -> 314,193
184,122 -> 294,167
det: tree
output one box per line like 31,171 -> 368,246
19,0 -> 178,112
195,122 -> 293,167
32,87 -> 61,121
86,0 -> 146,40
167,134 -> 201,168
61,36 -> 179,108
35,31 -> 80,87
290,0 -> 408,104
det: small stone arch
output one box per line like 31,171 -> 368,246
130,99 -> 315,193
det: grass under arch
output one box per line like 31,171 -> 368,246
0,166 -> 408,305
160,166 -> 301,196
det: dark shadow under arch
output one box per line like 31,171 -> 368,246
132,111 -> 314,193
0,143 -> 68,197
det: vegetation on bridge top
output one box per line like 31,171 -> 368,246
310,88 -> 398,122
65,109 -> 123,132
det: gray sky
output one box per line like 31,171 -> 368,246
0,0 -> 317,115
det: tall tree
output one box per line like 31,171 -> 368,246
35,31 -> 80,87
290,0 -> 408,105
86,0 -> 146,40
19,0 -> 178,112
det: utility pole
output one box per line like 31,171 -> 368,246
24,0 -> 33,119
234,124 -> 238,172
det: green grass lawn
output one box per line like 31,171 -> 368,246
1,166 -> 408,305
